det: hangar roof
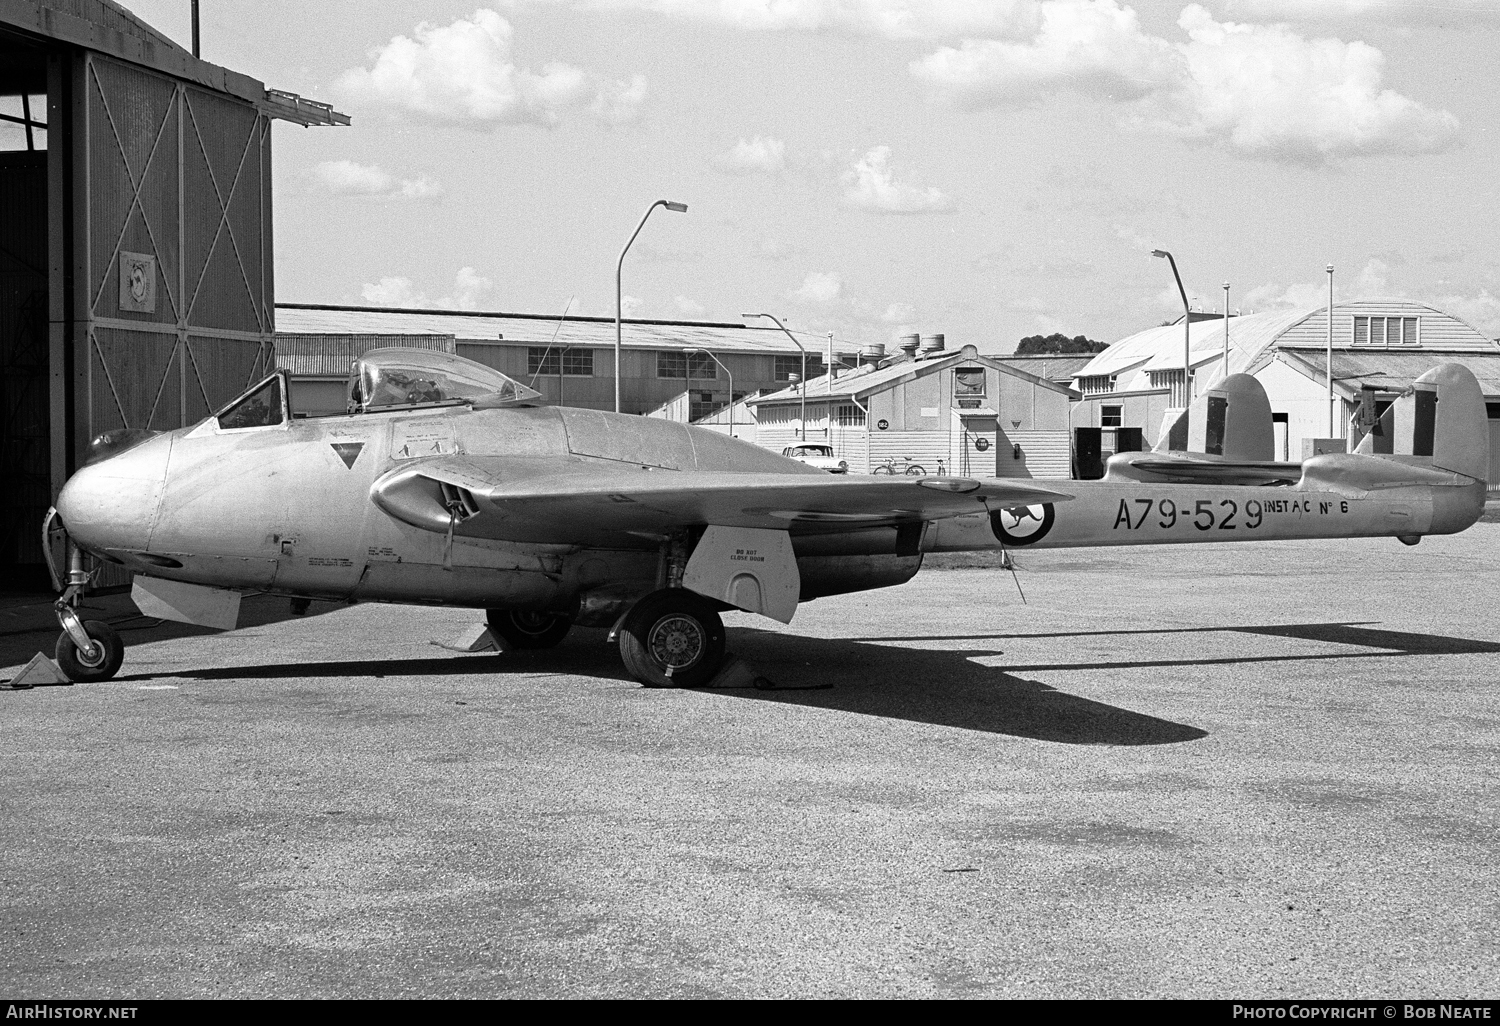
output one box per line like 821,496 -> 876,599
1075,300 -> 1500,394
751,343 -> 1079,406
1278,349 -> 1500,400
275,303 -> 825,356
1,0 -> 347,124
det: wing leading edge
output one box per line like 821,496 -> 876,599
371,456 -> 1073,545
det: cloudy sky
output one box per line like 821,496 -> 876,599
120,0 -> 1500,352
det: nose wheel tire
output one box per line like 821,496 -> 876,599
486,609 -> 573,649
54,619 -> 124,683
618,590 -> 726,689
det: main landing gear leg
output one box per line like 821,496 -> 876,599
617,589 -> 726,689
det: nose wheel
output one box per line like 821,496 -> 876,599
55,617 -> 124,683
617,590 -> 726,688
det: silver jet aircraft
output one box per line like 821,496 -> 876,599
44,348 -> 1489,687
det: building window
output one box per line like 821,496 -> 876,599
774,354 -> 824,381
1101,405 -> 1122,428
1078,375 -> 1115,395
758,406 -> 793,425
527,347 -> 593,376
0,93 -> 47,152
835,404 -> 866,427
658,351 -> 718,379
689,391 -> 724,421
953,367 -> 986,398
1353,316 -> 1419,346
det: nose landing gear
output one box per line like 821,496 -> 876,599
45,507 -> 125,684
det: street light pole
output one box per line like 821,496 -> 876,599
616,199 -> 688,413
1152,249 -> 1193,407
1222,281 -> 1231,380
743,312 -> 807,441
1326,263 -> 1335,437
686,348 -> 733,440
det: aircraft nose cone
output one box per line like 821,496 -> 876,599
57,431 -> 173,555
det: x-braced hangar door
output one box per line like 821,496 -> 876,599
80,51 -> 275,466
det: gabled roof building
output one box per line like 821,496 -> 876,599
749,338 -> 1078,478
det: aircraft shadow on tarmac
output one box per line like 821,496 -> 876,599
106,620 -> 1500,748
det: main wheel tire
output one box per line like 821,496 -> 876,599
618,591 -> 726,689
905,464 -> 926,475
486,609 -> 572,649
872,465 -> 893,475
54,619 -> 124,683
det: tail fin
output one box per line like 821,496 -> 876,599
1354,363 -> 1490,482
1153,374 -> 1275,459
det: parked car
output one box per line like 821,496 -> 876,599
782,443 -> 848,473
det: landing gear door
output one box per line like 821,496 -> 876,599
683,526 -> 800,624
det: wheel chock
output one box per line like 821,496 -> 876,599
434,624 -> 506,653
7,653 -> 72,689
706,655 -> 772,690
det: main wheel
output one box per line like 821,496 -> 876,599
618,591 -> 726,688
905,464 -> 926,475
872,464 -> 893,475
486,609 -> 572,649
55,619 -> 124,683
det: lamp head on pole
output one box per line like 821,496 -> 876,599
663,201 -> 688,213
1151,250 -> 1170,259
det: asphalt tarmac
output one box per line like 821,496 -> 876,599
2,528 -> 1498,999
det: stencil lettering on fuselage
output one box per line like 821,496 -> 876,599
391,418 -> 459,461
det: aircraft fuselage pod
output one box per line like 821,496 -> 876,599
48,352 -> 1490,688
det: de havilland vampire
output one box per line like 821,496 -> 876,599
44,348 -> 1490,687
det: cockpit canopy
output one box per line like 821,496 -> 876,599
346,348 -> 542,414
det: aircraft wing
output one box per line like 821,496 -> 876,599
372,456 -> 1073,546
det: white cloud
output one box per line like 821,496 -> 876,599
563,0 -> 1045,40
911,0 -> 1178,104
1224,0 -> 1499,24
715,136 -> 787,175
753,238 -> 797,261
1432,291 -> 1500,338
313,160 -> 447,200
621,295 -> 645,317
337,9 -> 646,128
880,302 -> 916,323
359,266 -> 495,310
1163,6 -> 1459,163
674,295 -> 706,316
1352,257 -> 1391,297
1240,279 -> 1328,311
360,276 -> 426,307
913,1 -> 1459,164
791,271 -> 843,304
842,146 -> 952,214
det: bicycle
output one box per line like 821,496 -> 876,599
871,456 -> 926,475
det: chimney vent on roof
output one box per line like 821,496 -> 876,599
899,334 -> 920,360
860,342 -> 884,370
920,333 -> 945,357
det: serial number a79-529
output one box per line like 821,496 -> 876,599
1111,497 -> 1350,532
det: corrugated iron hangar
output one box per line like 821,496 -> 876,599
0,0 -> 343,580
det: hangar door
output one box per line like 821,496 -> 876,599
0,37 -> 50,574
81,54 -> 275,447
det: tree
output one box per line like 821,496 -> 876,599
1014,332 -> 1109,355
